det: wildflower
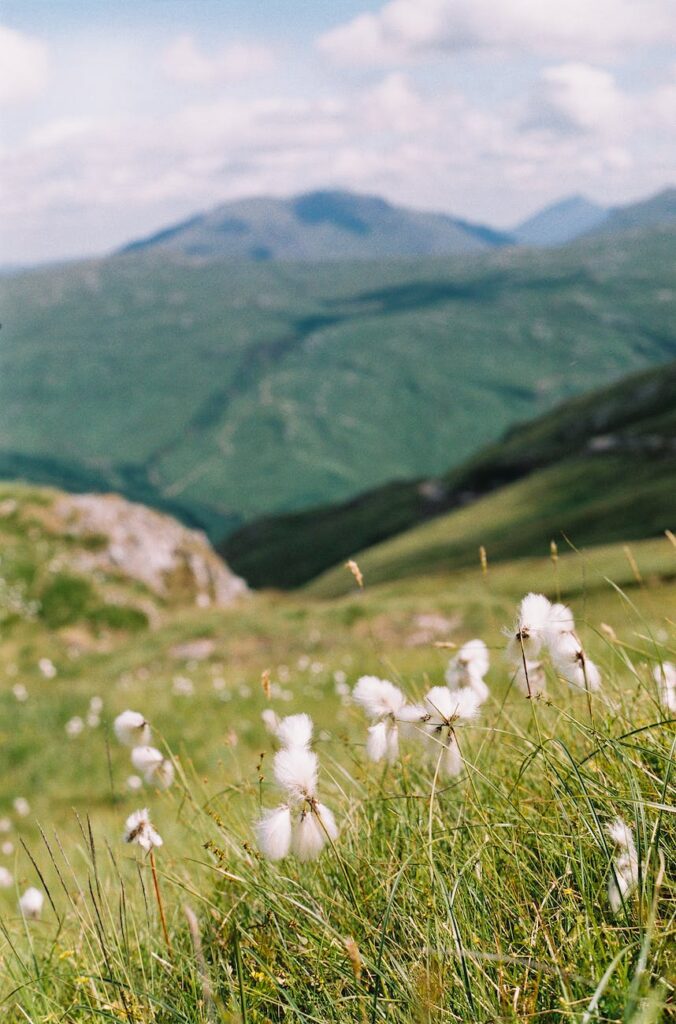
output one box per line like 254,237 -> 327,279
0,817 -> 11,833
89,696 -> 103,713
86,712 -> 100,728
19,886 -> 44,919
13,797 -> 30,817
65,716 -> 85,738
254,804 -> 292,861
352,675 -> 408,763
514,659 -> 546,696
506,593 -> 552,665
38,657 -> 57,679
544,602 -> 575,648
131,746 -> 175,789
606,817 -> 638,914
255,716 -> 338,862
261,708 -> 281,735
1,841 -> 13,856
12,683 -> 28,702
114,710 -> 151,747
653,661 -> 676,713
126,774 -> 143,792
275,713 -> 313,750
445,639 -> 490,703
124,808 -> 163,852
404,687 -> 480,777
550,632 -> 601,691
0,866 -> 12,888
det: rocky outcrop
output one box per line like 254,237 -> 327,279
52,492 -> 247,607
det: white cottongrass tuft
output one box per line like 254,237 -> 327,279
506,593 -> 552,662
261,708 -> 281,735
13,797 -> 30,817
38,657 -> 57,679
254,804 -> 293,861
114,710 -> 151,747
65,716 -> 85,738
402,686 -> 480,777
273,746 -> 318,800
545,602 -> 575,647
255,714 -> 338,862
653,661 -> 676,713
352,675 -> 408,763
19,886 -> 43,919
0,866 -> 13,888
126,774 -> 143,792
514,659 -> 546,696
445,639 -> 490,703
606,817 -> 639,914
131,746 -> 175,790
124,808 -> 163,852
550,632 -> 601,692
275,713 -> 313,750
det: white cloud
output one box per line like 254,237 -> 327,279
318,0 -> 676,65
0,24 -> 48,106
522,64 -> 626,136
162,34 -> 276,85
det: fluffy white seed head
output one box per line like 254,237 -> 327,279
366,721 -> 388,762
273,746 -> 318,800
131,746 -> 163,773
261,709 -> 281,735
291,808 -> 334,861
19,887 -> 43,919
315,802 -> 339,842
352,676 -> 406,719
424,686 -> 480,725
514,659 -> 546,696
254,804 -> 292,861
275,713 -> 313,750
114,710 -> 151,747
447,639 -> 490,689
551,634 -> 601,691
653,661 -> 676,713
607,817 -> 636,853
508,593 -> 552,660
606,818 -> 638,914
0,866 -> 13,888
124,808 -> 163,852
443,736 -> 463,777
545,602 -> 575,647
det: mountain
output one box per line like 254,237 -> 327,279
1,229 -> 675,544
583,187 -> 676,239
306,361 -> 676,597
119,190 -> 514,261
222,359 -> 676,590
513,196 -> 608,247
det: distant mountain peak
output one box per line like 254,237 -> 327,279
513,195 -> 609,247
119,189 -> 514,261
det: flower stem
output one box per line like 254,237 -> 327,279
149,850 -> 172,956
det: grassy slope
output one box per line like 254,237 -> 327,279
0,482 -> 674,1020
1,229 -> 675,540
223,357 -> 676,589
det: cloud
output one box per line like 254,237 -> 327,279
161,34 -> 276,85
0,24 -> 48,105
318,0 -> 676,65
522,64 -> 626,136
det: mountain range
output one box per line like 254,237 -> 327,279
118,186 -> 676,261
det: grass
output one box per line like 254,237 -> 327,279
1,227 -> 675,540
0,489 -> 674,1020
223,358 -> 676,588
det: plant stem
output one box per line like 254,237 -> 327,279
149,850 -> 172,956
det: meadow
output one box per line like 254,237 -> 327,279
0,481 -> 674,1021
1,226 -> 675,541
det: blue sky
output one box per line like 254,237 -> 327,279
1,0 -> 675,262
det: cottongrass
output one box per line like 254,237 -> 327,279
352,676 -> 408,763
113,709 -> 151,747
19,887 -> 43,920
606,817 -> 639,914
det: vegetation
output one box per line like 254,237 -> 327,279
0,480 -> 674,1020
223,358 -> 676,589
1,228 -> 675,541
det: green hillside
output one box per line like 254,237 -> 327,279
587,187 -> 676,239
1,228 -> 675,542
121,189 -> 512,260
223,358 -> 676,588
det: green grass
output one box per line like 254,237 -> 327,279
223,358 -> 676,588
0,487 -> 674,1020
1,228 -> 675,540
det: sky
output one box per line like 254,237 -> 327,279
1,0 -> 675,263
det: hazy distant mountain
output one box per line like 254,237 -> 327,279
119,190 -> 514,261
513,196 -> 609,247
583,187 -> 676,239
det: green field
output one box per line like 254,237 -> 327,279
223,358 -> 676,589
1,227 -> 675,541
0,481 -> 674,1020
